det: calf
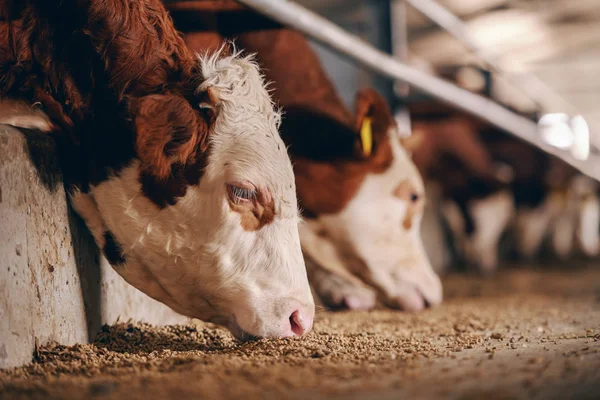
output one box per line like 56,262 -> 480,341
0,0 -> 314,339
409,101 -> 598,271
282,88 -> 442,312
407,115 -> 513,273
171,11 -> 443,312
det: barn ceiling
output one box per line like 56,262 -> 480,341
296,0 -> 600,146
405,0 -> 600,145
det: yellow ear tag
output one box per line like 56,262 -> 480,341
360,117 -> 373,157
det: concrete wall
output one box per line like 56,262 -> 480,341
0,126 -> 187,369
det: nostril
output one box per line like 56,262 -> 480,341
423,297 -> 431,309
289,310 -> 306,336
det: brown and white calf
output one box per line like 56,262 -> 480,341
173,11 -> 443,312
0,0 -> 314,339
409,101 -> 599,272
284,88 -> 442,312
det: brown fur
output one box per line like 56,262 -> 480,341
288,89 -> 395,217
229,28 -> 396,217
0,0 -> 217,207
294,139 -> 392,217
166,6 -> 397,217
234,29 -> 352,127
410,116 -> 492,179
165,1 -> 244,12
407,95 -> 579,237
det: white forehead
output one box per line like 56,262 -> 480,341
312,131 -> 427,271
317,131 -> 424,238
353,131 -> 423,203
198,46 -> 297,215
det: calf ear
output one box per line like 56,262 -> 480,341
354,88 -> 396,158
131,92 -> 217,180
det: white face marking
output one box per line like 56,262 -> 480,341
572,176 -> 600,257
300,132 -> 442,311
552,212 -> 576,260
577,194 -> 600,257
515,204 -> 554,259
466,191 -> 514,273
444,191 -> 514,274
70,48 -> 314,339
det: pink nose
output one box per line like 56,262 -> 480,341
288,308 -> 314,336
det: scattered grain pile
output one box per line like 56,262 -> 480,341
1,266 -> 600,400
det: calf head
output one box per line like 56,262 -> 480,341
282,89 -> 442,312
408,121 -> 515,273
69,49 -> 314,339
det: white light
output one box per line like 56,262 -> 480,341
570,115 -> 590,161
538,113 -> 573,150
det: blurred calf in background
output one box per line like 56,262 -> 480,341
408,92 -> 600,274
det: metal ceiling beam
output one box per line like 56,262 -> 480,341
406,0 -> 509,30
404,0 -> 579,116
235,0 -> 600,180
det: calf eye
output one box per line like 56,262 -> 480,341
227,184 -> 256,204
410,193 -> 420,202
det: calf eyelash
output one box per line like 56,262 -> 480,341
227,184 -> 257,204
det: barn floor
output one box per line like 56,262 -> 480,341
1,265 -> 600,400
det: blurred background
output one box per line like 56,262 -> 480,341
299,0 -> 600,129
297,0 -> 600,274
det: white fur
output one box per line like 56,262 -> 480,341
466,191 -> 514,273
552,211 -> 576,259
304,257 -> 377,311
547,177 -> 593,260
573,176 -> 600,257
578,194 -> 600,257
443,191 -> 514,274
72,47 -> 314,339
299,131 -> 442,311
541,176 -> 600,259
515,203 -> 554,259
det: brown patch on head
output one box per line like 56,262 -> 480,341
132,93 -> 214,179
131,90 -> 219,208
409,117 -> 492,179
295,139 -> 393,216
228,187 -> 276,231
0,0 -> 212,193
233,28 -> 353,127
290,89 -> 396,217
394,179 -> 425,230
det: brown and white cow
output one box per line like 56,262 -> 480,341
409,99 -> 599,271
0,0 -> 314,339
171,7 -> 443,312
406,114 -> 509,273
